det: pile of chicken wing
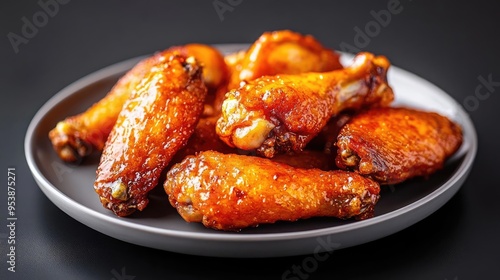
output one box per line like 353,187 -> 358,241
48,30 -> 463,231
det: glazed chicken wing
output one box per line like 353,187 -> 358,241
210,30 -> 343,116
216,52 -> 394,158
227,30 -> 343,89
170,31 -> 347,163
49,44 -> 227,163
164,151 -> 380,231
336,107 -> 463,185
94,55 -> 207,216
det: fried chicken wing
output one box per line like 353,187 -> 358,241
335,107 -> 463,185
94,55 -> 207,216
216,52 -> 394,158
164,151 -> 380,231
227,30 -> 343,89
209,30 -> 343,116
49,44 -> 226,163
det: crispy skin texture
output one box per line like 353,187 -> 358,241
177,34 -> 346,163
216,52 -> 394,158
336,107 -> 463,184
49,44 -> 226,163
211,30 -> 343,116
164,151 -> 380,231
227,30 -> 343,89
94,55 -> 207,216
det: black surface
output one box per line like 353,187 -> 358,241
1,0 -> 499,279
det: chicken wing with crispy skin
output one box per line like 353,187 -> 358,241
49,44 -> 226,163
216,52 -> 394,158
336,107 -> 463,185
227,30 -> 343,89
164,150 -> 380,231
210,30 -> 343,116
94,55 -> 207,217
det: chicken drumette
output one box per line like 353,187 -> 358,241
49,44 -> 227,163
216,52 -> 394,158
211,30 -> 344,115
164,151 -> 380,231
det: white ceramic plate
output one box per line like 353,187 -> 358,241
25,44 -> 477,258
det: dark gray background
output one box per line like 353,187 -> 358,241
1,0 -> 499,279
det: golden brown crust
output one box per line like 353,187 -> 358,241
216,52 -> 394,158
49,44 -> 226,163
94,55 -> 207,216
227,30 -> 343,89
164,151 -> 380,231
335,107 -> 463,184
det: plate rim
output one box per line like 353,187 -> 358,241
24,44 -> 478,249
